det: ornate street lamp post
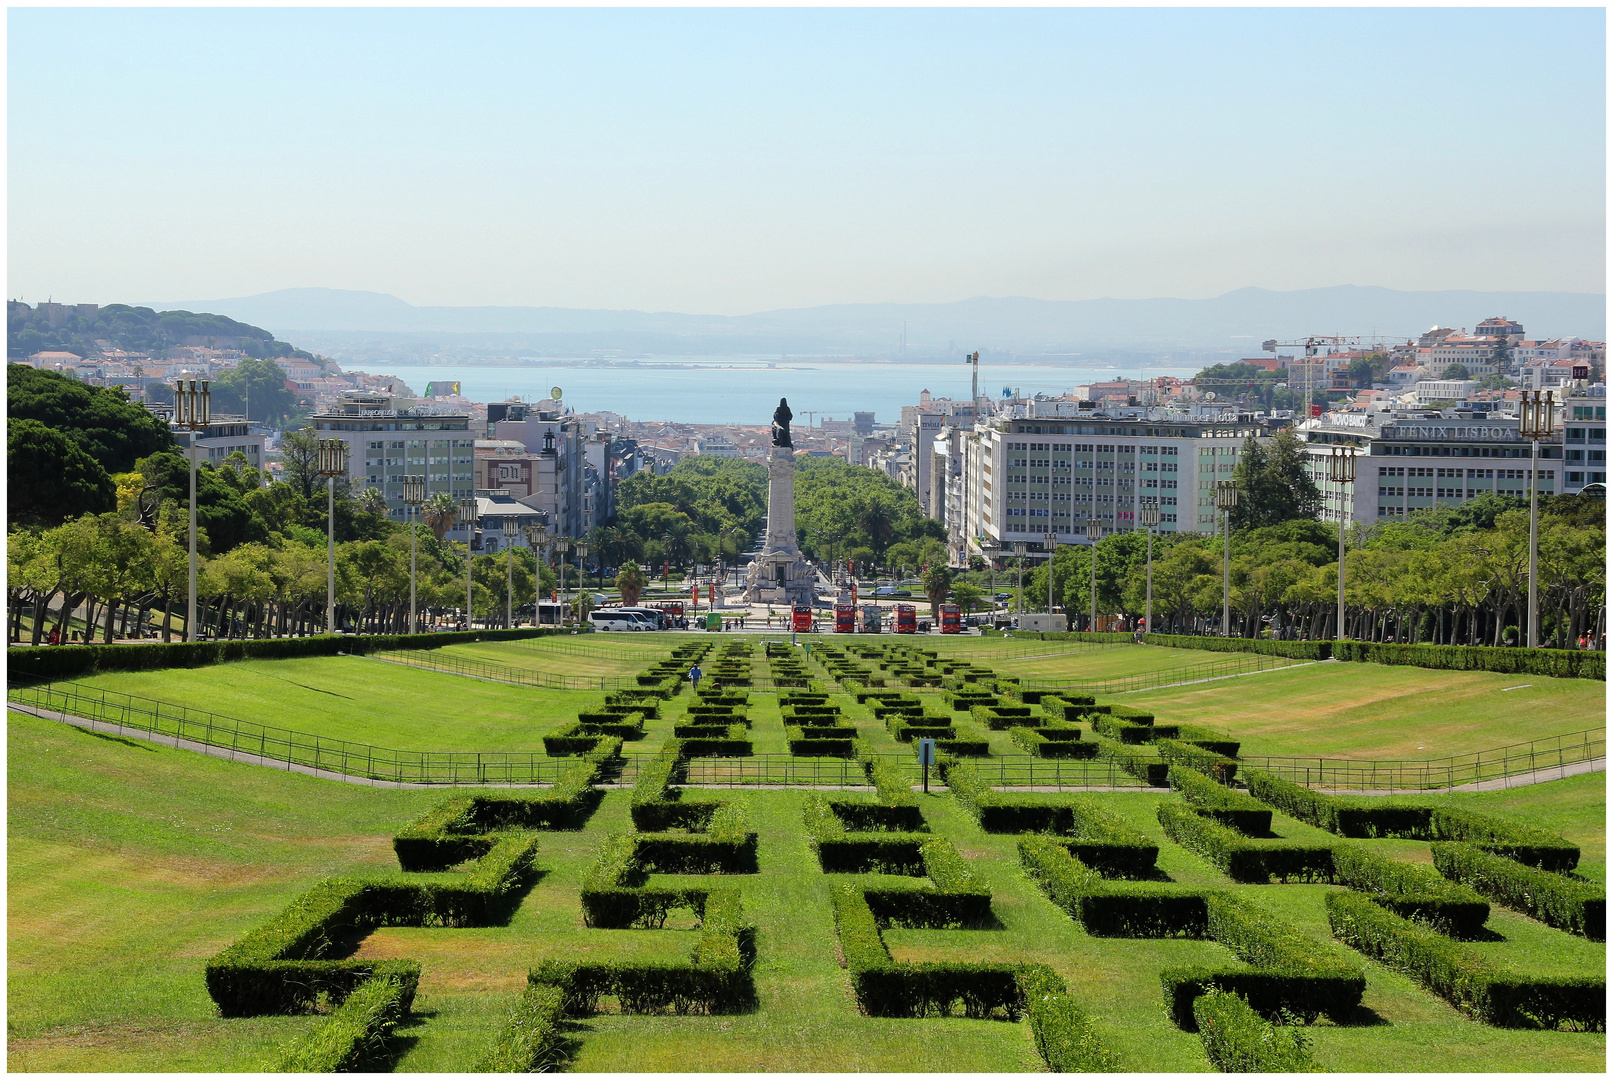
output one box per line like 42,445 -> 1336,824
1215,481 -> 1239,637
1043,531 -> 1059,614
173,379 -> 210,641
1519,390 -> 1557,647
525,524 -> 549,624
1327,446 -> 1358,641
575,541 -> 592,620
316,439 -> 350,634
1012,541 -> 1027,616
402,475 -> 426,634
553,537 -> 572,623
503,518 -> 520,628
459,496 -> 479,630
1086,518 -> 1102,632
1138,503 -> 1160,636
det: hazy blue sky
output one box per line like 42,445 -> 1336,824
8,7 -> 1605,314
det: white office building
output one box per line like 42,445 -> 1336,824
311,393 -> 475,525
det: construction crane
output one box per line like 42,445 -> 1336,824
1261,335 -> 1403,405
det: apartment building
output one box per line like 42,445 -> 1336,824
311,393 -> 475,526
958,403 -> 1278,564
1300,410 -> 1563,524
1562,387 -> 1607,492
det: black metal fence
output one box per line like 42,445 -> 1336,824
1018,652 -> 1308,694
1241,727 -> 1606,792
8,678 -> 570,785
378,648 -> 639,691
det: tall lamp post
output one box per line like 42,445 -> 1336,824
1327,447 -> 1358,641
316,439 -> 350,634
553,537 -> 572,622
575,541 -> 592,619
1012,541 -> 1027,616
459,497 -> 479,630
1215,481 -> 1239,637
980,539 -> 1000,616
1043,530 -> 1059,614
402,476 -> 426,634
1519,390 -> 1557,647
173,379 -> 210,641
1138,503 -> 1160,636
503,519 -> 522,631
525,524 -> 548,623
1086,517 -> 1102,632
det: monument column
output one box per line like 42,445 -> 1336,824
744,397 -> 814,606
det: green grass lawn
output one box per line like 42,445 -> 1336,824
71,656 -> 602,753
1123,661 -> 1605,759
10,693 -> 1604,1073
433,641 -> 654,679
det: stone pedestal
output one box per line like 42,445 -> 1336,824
743,446 -> 815,605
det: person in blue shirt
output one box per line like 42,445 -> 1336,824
689,663 -> 703,690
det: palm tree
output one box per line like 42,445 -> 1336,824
661,521 -> 694,572
421,491 -> 458,541
357,487 -> 387,517
616,561 -> 647,606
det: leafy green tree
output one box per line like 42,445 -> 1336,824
7,364 -> 175,472
279,426 -> 324,500
211,357 -> 299,423
8,418 -> 116,525
616,561 -> 647,605
1229,428 -> 1321,528
951,581 -> 983,613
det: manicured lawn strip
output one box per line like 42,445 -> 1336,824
6,712 -> 446,1070
73,655 -> 591,753
435,641 -> 654,679
1123,662 -> 1604,759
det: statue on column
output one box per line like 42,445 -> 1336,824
771,398 -> 793,448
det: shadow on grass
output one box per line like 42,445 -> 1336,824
71,727 -> 158,752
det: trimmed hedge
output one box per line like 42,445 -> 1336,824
1326,891 -> 1605,1030
1017,965 -> 1119,1071
1244,772 -> 1580,870
206,836 -> 535,1016
476,983 -> 566,1072
787,725 -> 857,757
393,743 -> 613,870
1089,712 -> 1154,744
855,739 -> 917,806
1157,802 -> 1335,884
8,627 -> 575,683
1432,842 -> 1606,940
1192,987 -> 1324,1073
831,884 -> 1024,1019
1170,892 -> 1365,1027
1168,767 -> 1272,835
1011,724 -> 1100,759
270,970 -> 416,1072
534,888 -> 752,1016
1155,738 -> 1238,782
1140,634 -> 1330,660
1331,842 -> 1491,938
1020,834 -> 1207,938
1333,640 -> 1604,680
970,704 -> 1041,730
1092,736 -> 1170,786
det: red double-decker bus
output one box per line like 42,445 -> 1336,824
939,604 -> 962,633
834,603 -> 855,633
893,603 -> 917,633
792,604 -> 814,633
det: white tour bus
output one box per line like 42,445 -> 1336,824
588,609 -> 654,631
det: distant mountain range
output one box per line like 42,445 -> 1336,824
139,285 -> 1607,359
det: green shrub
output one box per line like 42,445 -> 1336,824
1168,767 -> 1272,835
1192,987 -> 1324,1073
1325,891 -> 1604,1030
1157,802 -> 1335,884
476,984 -> 566,1072
1093,736 -> 1170,786
1140,634 -> 1330,660
1089,713 -> 1154,744
1333,640 -> 1603,680
1432,843 -> 1605,940
854,739 -> 917,807
969,704 -> 1040,730
270,971 -> 415,1072
1019,834 -> 1208,938
1017,965 -> 1118,1071
1244,773 -> 1580,870
1011,725 -> 1100,759
1331,843 -> 1490,938
1156,738 -> 1238,782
